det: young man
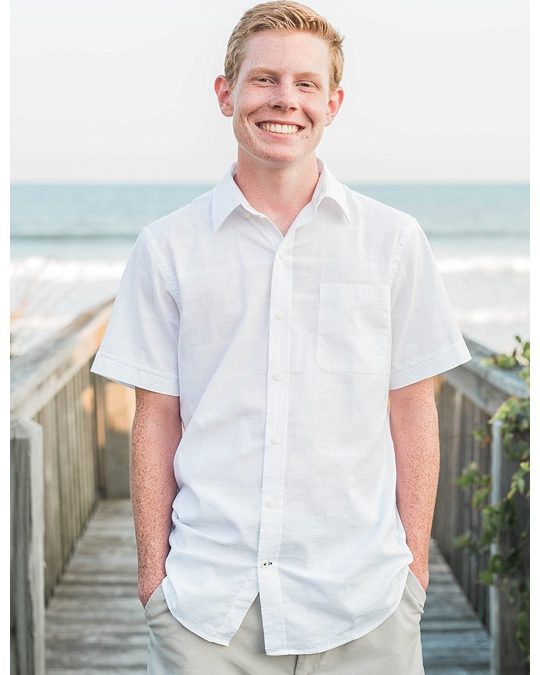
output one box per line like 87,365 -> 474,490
91,2 -> 471,673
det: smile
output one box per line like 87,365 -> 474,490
256,122 -> 303,135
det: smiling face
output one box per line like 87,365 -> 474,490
215,30 -> 344,172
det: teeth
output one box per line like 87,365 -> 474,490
259,123 -> 300,134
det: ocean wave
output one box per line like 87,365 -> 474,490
11,232 -> 137,241
10,229 -> 530,241
10,252 -> 530,282
436,256 -> 529,274
454,309 -> 530,324
11,256 -> 127,282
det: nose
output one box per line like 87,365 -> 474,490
270,82 -> 298,112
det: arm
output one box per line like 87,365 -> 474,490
131,387 -> 183,607
388,377 -> 440,592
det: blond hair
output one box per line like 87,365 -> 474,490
224,1 -> 344,92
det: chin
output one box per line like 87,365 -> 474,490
260,154 -> 302,167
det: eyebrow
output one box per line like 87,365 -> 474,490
246,68 -> 323,81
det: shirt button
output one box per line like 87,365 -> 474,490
271,436 -> 280,445
267,500 -> 275,508
275,311 -> 283,320
273,372 -> 284,381
278,250 -> 286,260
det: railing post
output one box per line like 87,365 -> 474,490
489,418 -> 503,675
10,418 -> 46,675
436,338 -> 529,673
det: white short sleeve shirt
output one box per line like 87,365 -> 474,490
91,158 -> 471,655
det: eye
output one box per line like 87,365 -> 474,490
298,81 -> 315,89
256,77 -> 273,84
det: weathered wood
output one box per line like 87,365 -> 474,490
10,301 -> 125,673
13,322 -> 97,606
434,338 -> 529,675
19,357 -> 102,604
444,338 -> 528,417
37,400 -> 62,601
10,419 -> 46,675
55,385 -> 70,567
10,301 -> 112,420
66,375 -> 80,545
80,368 -> 97,522
495,416 -> 529,675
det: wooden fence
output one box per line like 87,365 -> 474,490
433,338 -> 529,675
10,302 -> 135,675
10,302 -> 529,674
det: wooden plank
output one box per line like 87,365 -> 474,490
461,396 -> 474,600
444,339 -> 528,417
54,385 -> 71,566
70,373 -> 83,543
38,400 -> 62,601
72,375 -> 82,542
11,418 -> 46,675
65,379 -> 78,556
81,366 -> 97,519
11,301 -> 113,420
74,370 -> 89,533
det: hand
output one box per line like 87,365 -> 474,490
139,576 -> 165,609
409,564 -> 429,593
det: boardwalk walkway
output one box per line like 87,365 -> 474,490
45,500 -> 491,674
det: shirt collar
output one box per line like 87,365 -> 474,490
211,158 -> 353,232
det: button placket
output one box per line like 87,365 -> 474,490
256,240 -> 294,649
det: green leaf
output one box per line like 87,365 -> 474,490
455,334 -> 529,660
472,487 -> 490,507
479,569 -> 493,585
454,532 -> 473,549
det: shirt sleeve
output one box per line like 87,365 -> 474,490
90,228 -> 180,396
389,218 -> 471,390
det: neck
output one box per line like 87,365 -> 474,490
233,154 -> 320,233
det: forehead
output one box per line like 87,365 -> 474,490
238,30 -> 331,79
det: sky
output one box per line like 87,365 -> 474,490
11,0 -> 529,183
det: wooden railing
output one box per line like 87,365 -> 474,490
10,301 -> 135,675
433,338 -> 529,675
10,300 -> 528,674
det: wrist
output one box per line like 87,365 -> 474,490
408,561 -> 429,592
138,574 -> 165,607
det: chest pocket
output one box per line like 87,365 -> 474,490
316,283 -> 390,373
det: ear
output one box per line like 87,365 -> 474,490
214,76 -> 234,118
325,86 -> 344,126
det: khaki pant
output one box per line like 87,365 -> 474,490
145,570 -> 426,674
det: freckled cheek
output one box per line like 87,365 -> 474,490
299,123 -> 319,139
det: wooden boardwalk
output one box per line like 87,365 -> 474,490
46,500 -> 491,674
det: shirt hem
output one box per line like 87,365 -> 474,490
389,340 -> 471,390
161,576 -> 232,647
161,566 -> 411,656
264,566 -> 410,655
90,351 -> 179,396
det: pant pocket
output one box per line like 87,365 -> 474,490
145,584 -> 183,638
406,570 -> 427,612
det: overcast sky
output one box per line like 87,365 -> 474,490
11,0 -> 529,183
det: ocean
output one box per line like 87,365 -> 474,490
10,182 -> 529,357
